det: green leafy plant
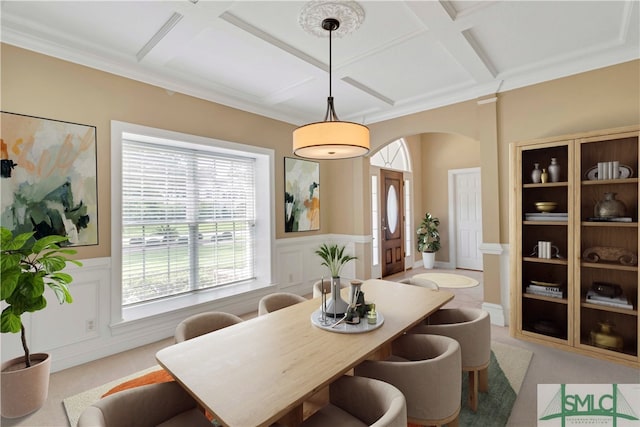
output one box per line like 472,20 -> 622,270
1,227 -> 81,367
416,212 -> 441,253
315,243 -> 357,278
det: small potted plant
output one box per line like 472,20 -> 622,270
1,227 -> 81,418
315,243 -> 356,316
416,212 -> 440,269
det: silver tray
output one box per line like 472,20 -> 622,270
310,309 -> 384,334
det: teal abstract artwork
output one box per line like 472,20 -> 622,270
1,112 -> 98,246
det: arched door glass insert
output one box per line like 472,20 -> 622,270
371,139 -> 409,170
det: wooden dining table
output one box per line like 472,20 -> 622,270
156,279 -> 454,427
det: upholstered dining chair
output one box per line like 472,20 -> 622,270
299,375 -> 407,427
409,307 -> 491,412
398,277 -> 440,290
77,381 -> 211,427
311,277 -> 350,298
174,311 -> 243,343
354,334 -> 461,427
258,292 -> 307,315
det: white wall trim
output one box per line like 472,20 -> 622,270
499,243 -> 510,326
483,243 -> 510,327
0,234 -> 370,372
482,302 -> 506,326
479,242 -> 504,255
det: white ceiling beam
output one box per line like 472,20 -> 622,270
405,1 -> 497,82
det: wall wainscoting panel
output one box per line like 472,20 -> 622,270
1,235 -> 366,372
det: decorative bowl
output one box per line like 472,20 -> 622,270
535,202 -> 557,213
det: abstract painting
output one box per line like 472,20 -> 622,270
1,112 -> 98,246
285,157 -> 319,232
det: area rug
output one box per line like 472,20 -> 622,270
413,272 -> 480,288
460,341 -> 532,426
64,341 -> 531,427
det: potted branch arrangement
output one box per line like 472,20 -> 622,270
417,212 -> 441,269
315,243 -> 356,317
1,227 -> 81,418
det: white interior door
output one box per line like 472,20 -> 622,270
451,168 -> 483,270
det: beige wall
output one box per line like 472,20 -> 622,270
1,44 -> 335,261
364,59 -> 638,304
418,132 -> 480,263
368,60 -> 639,247
496,61 -> 640,241
3,44 -> 639,299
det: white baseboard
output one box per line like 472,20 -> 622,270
482,302 -> 506,327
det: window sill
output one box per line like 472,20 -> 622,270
113,280 -> 273,329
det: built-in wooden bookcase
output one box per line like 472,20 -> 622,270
510,125 -> 639,367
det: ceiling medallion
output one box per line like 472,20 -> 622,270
299,0 -> 365,38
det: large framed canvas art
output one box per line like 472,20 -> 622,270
1,112 -> 98,246
285,157 -> 319,232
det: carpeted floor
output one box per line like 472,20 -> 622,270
63,341 -> 531,427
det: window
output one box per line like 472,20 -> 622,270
371,175 -> 379,266
112,122 -> 273,318
404,178 -> 411,258
370,138 -> 409,171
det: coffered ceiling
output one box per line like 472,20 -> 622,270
1,1 -> 638,125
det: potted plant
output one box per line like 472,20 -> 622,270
315,243 -> 356,316
416,212 -> 440,269
1,227 -> 81,418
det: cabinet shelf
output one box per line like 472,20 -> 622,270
524,220 -> 568,226
523,257 -> 568,265
579,341 -> 638,359
524,293 -> 568,304
581,177 -> 638,186
581,221 -> 637,228
521,330 -> 568,344
523,182 -> 568,188
580,262 -> 638,272
581,301 -> 637,315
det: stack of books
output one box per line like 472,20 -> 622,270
585,290 -> 633,310
587,217 -> 633,222
525,212 -> 568,221
526,282 -> 564,299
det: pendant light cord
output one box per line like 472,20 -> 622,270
322,18 -> 340,122
328,25 -> 332,98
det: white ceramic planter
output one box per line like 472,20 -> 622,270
422,252 -> 436,269
1,353 -> 51,418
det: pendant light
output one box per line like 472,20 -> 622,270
293,17 -> 370,160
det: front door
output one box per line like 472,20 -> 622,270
381,169 -> 404,277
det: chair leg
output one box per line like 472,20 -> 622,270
468,370 -> 478,412
479,366 -> 489,393
447,415 -> 459,427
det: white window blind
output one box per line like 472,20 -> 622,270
121,139 -> 256,305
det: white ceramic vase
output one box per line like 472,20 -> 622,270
548,158 -> 560,182
422,252 -> 436,269
531,163 -> 542,183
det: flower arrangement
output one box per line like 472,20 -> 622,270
315,243 -> 357,277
